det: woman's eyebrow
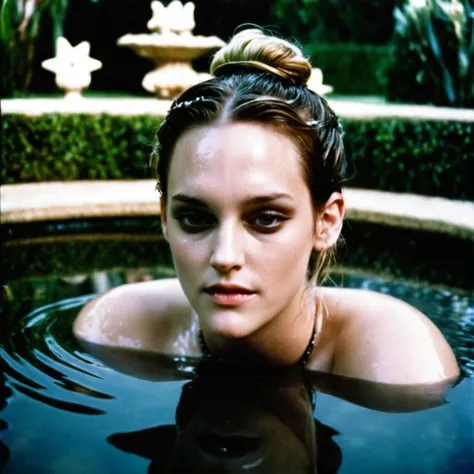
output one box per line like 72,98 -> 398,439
242,193 -> 294,206
171,194 -> 208,207
171,192 -> 294,207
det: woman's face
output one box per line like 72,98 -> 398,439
162,122 -> 318,339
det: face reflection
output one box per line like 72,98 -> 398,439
166,375 -> 315,473
162,123 -> 317,339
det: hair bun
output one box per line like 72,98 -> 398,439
210,28 -> 312,87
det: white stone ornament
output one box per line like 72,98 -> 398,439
147,1 -> 196,35
307,68 -> 333,96
42,37 -> 103,99
118,1 -> 224,99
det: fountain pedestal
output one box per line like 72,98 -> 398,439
118,33 -> 221,99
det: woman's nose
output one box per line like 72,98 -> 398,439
209,223 -> 245,272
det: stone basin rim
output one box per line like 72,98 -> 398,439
1,180 -> 472,239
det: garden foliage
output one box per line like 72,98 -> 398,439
343,118 -> 473,199
387,0 -> 474,107
3,114 -> 473,200
2,114 -> 159,182
273,0 -> 406,45
4,0 -> 406,97
1,0 -> 101,97
309,43 -> 391,95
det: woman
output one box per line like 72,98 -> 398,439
74,28 -> 459,385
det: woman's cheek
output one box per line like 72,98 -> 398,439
262,235 -> 311,276
171,241 -> 206,272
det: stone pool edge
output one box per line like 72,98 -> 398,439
1,180 -> 473,239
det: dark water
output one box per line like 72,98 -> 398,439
1,268 -> 474,473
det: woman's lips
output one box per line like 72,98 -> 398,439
205,292 -> 256,306
203,285 -> 256,307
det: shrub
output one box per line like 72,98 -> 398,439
343,118 -> 473,199
3,114 -> 473,200
308,43 -> 391,95
273,0 -> 406,45
2,114 -> 161,182
386,0 -> 474,107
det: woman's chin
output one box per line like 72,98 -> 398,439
202,310 -> 259,340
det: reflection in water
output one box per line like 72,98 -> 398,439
108,368 -> 342,473
1,270 -> 473,473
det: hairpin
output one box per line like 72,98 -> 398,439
171,95 -> 206,110
306,118 -> 344,135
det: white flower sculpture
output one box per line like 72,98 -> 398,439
41,37 -> 102,99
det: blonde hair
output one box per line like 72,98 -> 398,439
154,27 -> 346,285
210,29 -> 312,87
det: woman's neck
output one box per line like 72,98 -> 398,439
198,287 -> 322,366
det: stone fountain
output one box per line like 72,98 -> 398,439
117,1 -> 225,99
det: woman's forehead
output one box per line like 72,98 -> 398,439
168,122 -> 304,193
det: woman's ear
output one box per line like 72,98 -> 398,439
160,196 -> 169,241
313,192 -> 345,252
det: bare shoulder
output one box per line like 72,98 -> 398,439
320,287 -> 460,384
73,279 -> 194,352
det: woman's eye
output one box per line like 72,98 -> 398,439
174,211 -> 213,231
251,213 -> 287,230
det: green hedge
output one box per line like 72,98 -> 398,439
308,43 -> 391,95
2,114 -> 161,182
3,114 -> 473,200
343,119 -> 473,200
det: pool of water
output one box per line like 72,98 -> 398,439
1,233 -> 474,473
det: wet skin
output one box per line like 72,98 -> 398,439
74,122 -> 460,386
161,122 -> 335,364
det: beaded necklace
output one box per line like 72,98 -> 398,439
198,322 -> 317,367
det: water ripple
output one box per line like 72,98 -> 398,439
2,296 -> 115,414
2,274 -> 473,420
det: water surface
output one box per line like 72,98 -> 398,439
1,269 -> 473,473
